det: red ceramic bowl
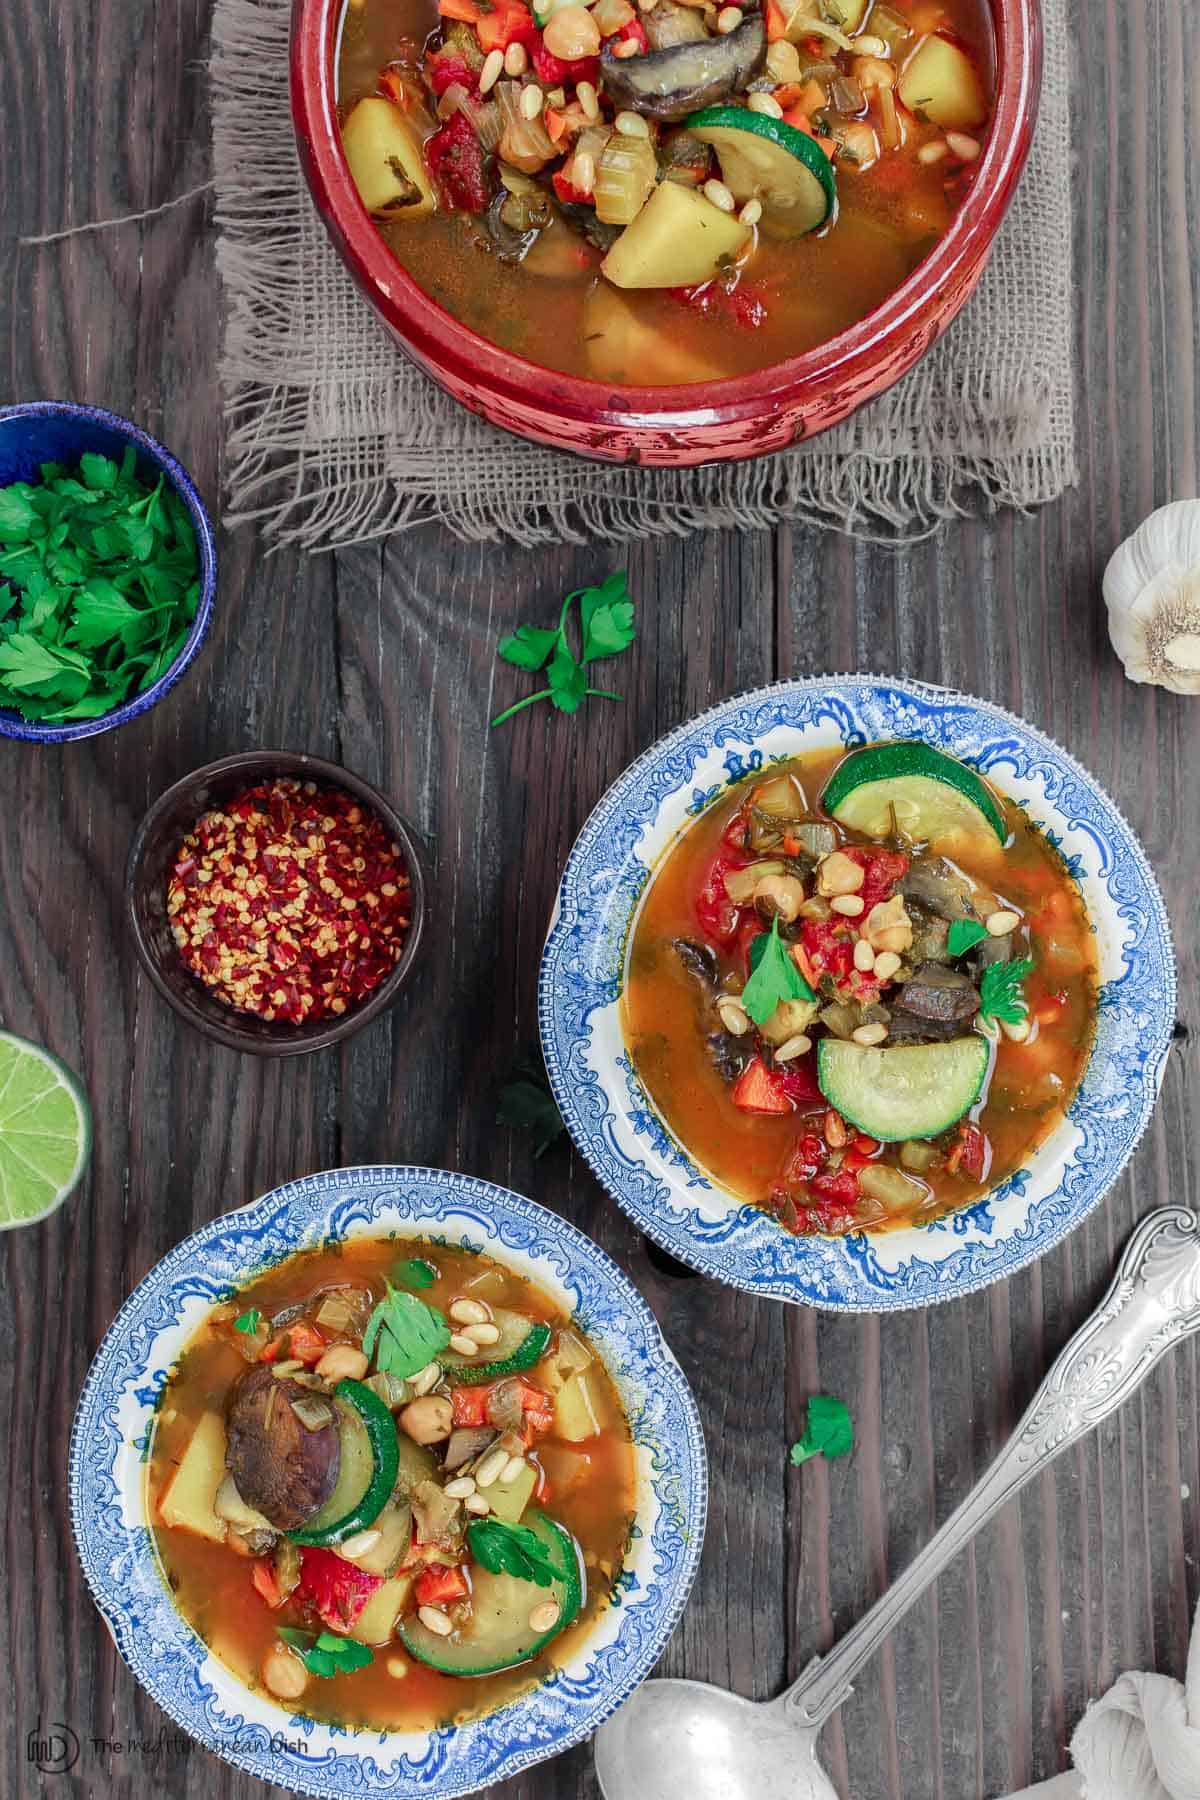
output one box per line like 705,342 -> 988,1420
291,0 -> 1041,466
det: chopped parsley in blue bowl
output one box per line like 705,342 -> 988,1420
0,402 -> 216,743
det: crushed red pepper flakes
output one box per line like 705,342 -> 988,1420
167,778 -> 411,1024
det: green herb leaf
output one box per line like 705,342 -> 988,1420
741,917 -> 816,1027
789,1394 -> 854,1466
579,572 -> 636,662
362,1281 -> 451,1380
947,919 -> 989,957
234,1308 -> 262,1335
498,623 -> 562,671
78,452 -> 119,492
978,957 -> 1034,1025
0,488 -> 38,540
277,1628 -> 373,1679
392,1258 -> 437,1290
497,1061 -> 565,1159
546,638 -> 589,714
0,633 -> 90,691
467,1517 -> 562,1588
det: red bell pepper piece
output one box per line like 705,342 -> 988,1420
296,1547 -> 383,1632
694,850 -> 750,946
414,1564 -> 470,1608
261,1321 -> 327,1366
451,1385 -> 492,1428
425,112 -> 490,214
772,1054 -> 823,1107
732,1057 -> 793,1115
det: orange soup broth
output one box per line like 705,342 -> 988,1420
337,0 -> 996,381
148,1238 -> 637,1731
622,746 -> 1098,1227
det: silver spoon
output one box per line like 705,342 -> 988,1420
596,1206 -> 1200,1800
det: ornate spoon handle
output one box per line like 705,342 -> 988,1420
785,1207 -> 1200,1731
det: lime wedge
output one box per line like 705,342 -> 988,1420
0,1032 -> 91,1229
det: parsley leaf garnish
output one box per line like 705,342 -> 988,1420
789,1394 -> 854,1466
0,453 -> 199,724
467,1517 -> 562,1587
362,1281 -> 451,1380
276,1628 -> 373,1679
978,958 -> 1034,1025
497,1059 -> 566,1159
392,1257 -> 437,1290
234,1308 -> 262,1335
741,917 -> 815,1027
491,572 -> 634,727
947,919 -> 989,957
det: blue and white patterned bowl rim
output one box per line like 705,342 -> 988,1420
68,1166 -> 708,1798
539,676 -> 1176,1313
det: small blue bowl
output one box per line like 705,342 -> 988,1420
0,401 -> 217,744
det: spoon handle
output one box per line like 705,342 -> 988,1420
784,1206 -> 1200,1730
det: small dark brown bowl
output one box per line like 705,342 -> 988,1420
126,750 -> 428,1056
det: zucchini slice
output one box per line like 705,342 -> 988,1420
821,743 -> 1007,845
816,1036 -> 992,1142
286,1379 -> 399,1546
685,106 -> 836,238
399,1511 -> 582,1675
440,1310 -> 553,1385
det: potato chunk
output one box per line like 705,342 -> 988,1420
341,97 -> 436,219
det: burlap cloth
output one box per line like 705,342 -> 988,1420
211,0 -> 1074,549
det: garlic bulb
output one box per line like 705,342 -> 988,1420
1103,500 -> 1200,695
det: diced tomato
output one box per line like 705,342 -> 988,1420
425,112 -> 490,213
414,1564 -> 469,1608
809,1166 -> 860,1206
531,40 -> 600,86
669,282 -> 769,330
251,1559 -> 284,1609
552,169 -> 592,206
794,1195 -> 861,1236
609,16 -> 648,49
262,1321 -> 327,1366
732,1057 -> 792,1115
777,1130 -> 828,1188
296,1547 -> 383,1632
946,1123 -> 989,1182
773,1054 -> 823,1106
451,1385 -> 492,1428
476,0 -> 538,52
425,50 -> 479,97
841,847 -> 910,910
695,850 -> 750,946
801,918 -> 855,983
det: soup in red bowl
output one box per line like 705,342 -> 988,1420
291,0 -> 1040,464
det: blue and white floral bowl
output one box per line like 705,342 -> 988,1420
539,677 -> 1176,1313
69,1166 -> 707,1797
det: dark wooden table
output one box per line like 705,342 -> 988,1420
1,3 -> 1196,1797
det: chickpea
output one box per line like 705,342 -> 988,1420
816,851 -> 865,898
541,4 -> 601,60
262,1642 -> 309,1701
753,872 -> 806,922
399,1394 -> 454,1445
314,1343 -> 369,1383
836,121 -> 879,171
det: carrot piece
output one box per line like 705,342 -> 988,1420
796,77 -> 827,116
438,0 -> 483,20
414,1564 -> 469,1608
543,107 -> 569,142
765,0 -> 787,38
251,1560 -> 283,1609
791,941 -> 818,988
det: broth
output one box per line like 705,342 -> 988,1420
622,745 -> 1098,1235
149,1237 -> 636,1730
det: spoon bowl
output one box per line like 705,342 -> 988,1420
595,1681 -> 836,1800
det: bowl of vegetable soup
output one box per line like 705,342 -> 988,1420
69,1166 -> 706,1797
539,678 -> 1176,1310
291,0 -> 1040,463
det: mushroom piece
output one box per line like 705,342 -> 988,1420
674,936 -> 721,991
899,858 -> 979,922
600,11 -> 767,121
225,1364 -> 341,1532
894,963 -> 981,1027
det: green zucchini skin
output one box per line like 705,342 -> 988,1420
816,1036 -> 992,1142
286,1378 -> 400,1547
440,1316 -> 553,1386
821,742 -> 1007,844
399,1511 -> 582,1676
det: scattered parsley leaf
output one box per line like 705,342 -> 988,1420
497,1060 -> 565,1159
362,1281 -> 451,1380
978,958 -> 1034,1025
234,1308 -> 262,1335
392,1258 -> 437,1290
947,919 -> 989,957
741,917 -> 816,1026
467,1517 -> 562,1588
276,1628 -> 373,1679
789,1394 -> 854,1466
491,573 -> 634,728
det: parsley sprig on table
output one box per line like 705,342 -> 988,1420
0,450 -> 200,723
789,1394 -> 854,1467
491,572 -> 636,727
467,1517 -> 562,1587
362,1281 -> 451,1380
978,958 -> 1034,1026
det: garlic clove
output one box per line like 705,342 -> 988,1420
1103,500 -> 1200,695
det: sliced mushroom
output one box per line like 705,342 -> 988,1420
899,858 -> 979,922
225,1363 -> 341,1532
644,0 -> 709,49
600,11 -> 767,121
674,937 -> 721,990
894,963 -> 981,1026
444,1426 -> 497,1472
